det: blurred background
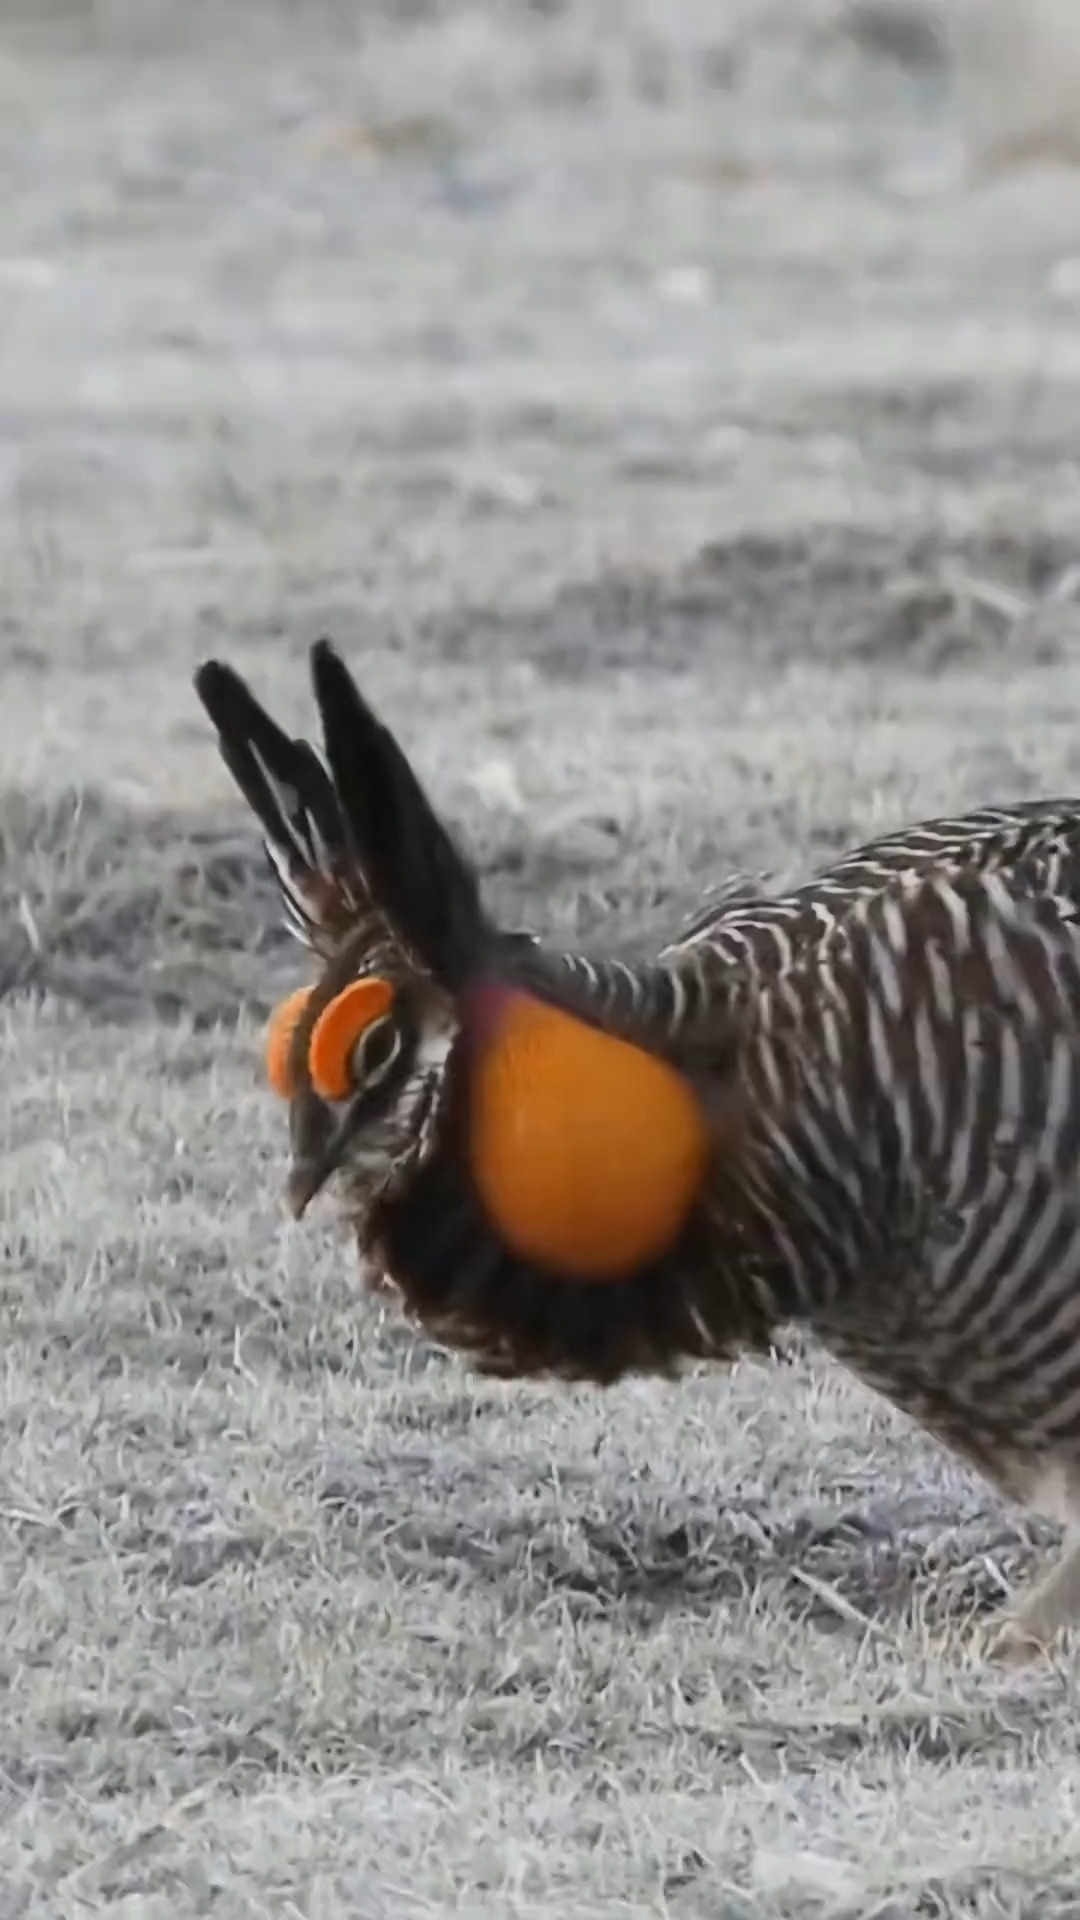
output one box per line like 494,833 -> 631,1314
7,8 -> 1080,1914
4,0 -> 1080,1013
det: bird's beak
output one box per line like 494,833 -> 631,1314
285,1158 -> 325,1221
285,1092 -> 341,1220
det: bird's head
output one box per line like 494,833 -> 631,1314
265,938 -> 471,1230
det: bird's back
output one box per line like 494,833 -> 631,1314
682,802 -> 1080,1514
671,797 -> 1080,970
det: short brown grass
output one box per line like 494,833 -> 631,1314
5,3 -> 1080,1914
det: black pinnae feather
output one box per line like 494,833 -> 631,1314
194,661 -> 342,860
309,637 -> 491,988
193,658 -> 353,945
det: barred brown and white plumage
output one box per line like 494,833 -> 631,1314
195,640 -> 1080,1660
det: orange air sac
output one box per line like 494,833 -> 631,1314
463,990 -> 710,1282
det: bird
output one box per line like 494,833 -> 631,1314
195,637 -> 1080,1664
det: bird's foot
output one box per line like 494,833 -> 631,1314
981,1614 -> 1056,1667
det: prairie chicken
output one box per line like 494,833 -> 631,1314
196,639 -> 1080,1662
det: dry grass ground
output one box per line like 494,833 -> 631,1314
6,2 -> 1080,1913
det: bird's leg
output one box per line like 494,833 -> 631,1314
985,1523 -> 1080,1665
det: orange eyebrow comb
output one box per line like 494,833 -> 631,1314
264,977 -> 394,1103
265,987 -> 313,1100
307,977 -> 394,1102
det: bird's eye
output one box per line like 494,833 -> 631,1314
351,1012 -> 400,1086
